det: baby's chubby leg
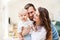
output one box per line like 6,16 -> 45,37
21,26 -> 31,36
18,27 -> 24,40
22,27 -> 31,40
18,26 -> 31,40
18,32 -> 24,40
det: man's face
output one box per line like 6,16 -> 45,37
27,6 -> 35,20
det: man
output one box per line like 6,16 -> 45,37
24,3 -> 36,21
24,3 -> 59,40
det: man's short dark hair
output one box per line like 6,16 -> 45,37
24,3 -> 36,11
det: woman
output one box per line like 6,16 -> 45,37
31,7 -> 52,40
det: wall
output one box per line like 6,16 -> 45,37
0,0 -> 4,40
8,0 -> 60,24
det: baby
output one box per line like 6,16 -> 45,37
17,9 -> 33,40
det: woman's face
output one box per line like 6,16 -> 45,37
33,10 -> 40,22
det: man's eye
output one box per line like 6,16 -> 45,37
31,12 -> 33,13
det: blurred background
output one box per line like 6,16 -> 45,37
0,0 -> 60,40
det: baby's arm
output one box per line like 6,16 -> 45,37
29,21 -> 37,32
17,23 -> 24,40
31,25 -> 37,32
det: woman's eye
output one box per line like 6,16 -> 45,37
36,14 -> 38,16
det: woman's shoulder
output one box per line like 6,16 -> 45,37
41,26 -> 47,32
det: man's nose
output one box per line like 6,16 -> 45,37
30,14 -> 33,16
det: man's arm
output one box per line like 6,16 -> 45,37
51,23 -> 59,40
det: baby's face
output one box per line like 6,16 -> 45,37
19,9 -> 28,21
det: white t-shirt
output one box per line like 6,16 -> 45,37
17,19 -> 33,33
31,26 -> 47,40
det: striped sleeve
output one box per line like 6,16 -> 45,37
51,23 -> 59,40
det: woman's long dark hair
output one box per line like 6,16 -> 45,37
34,7 -> 52,40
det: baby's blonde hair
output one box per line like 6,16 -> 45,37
19,8 -> 28,14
